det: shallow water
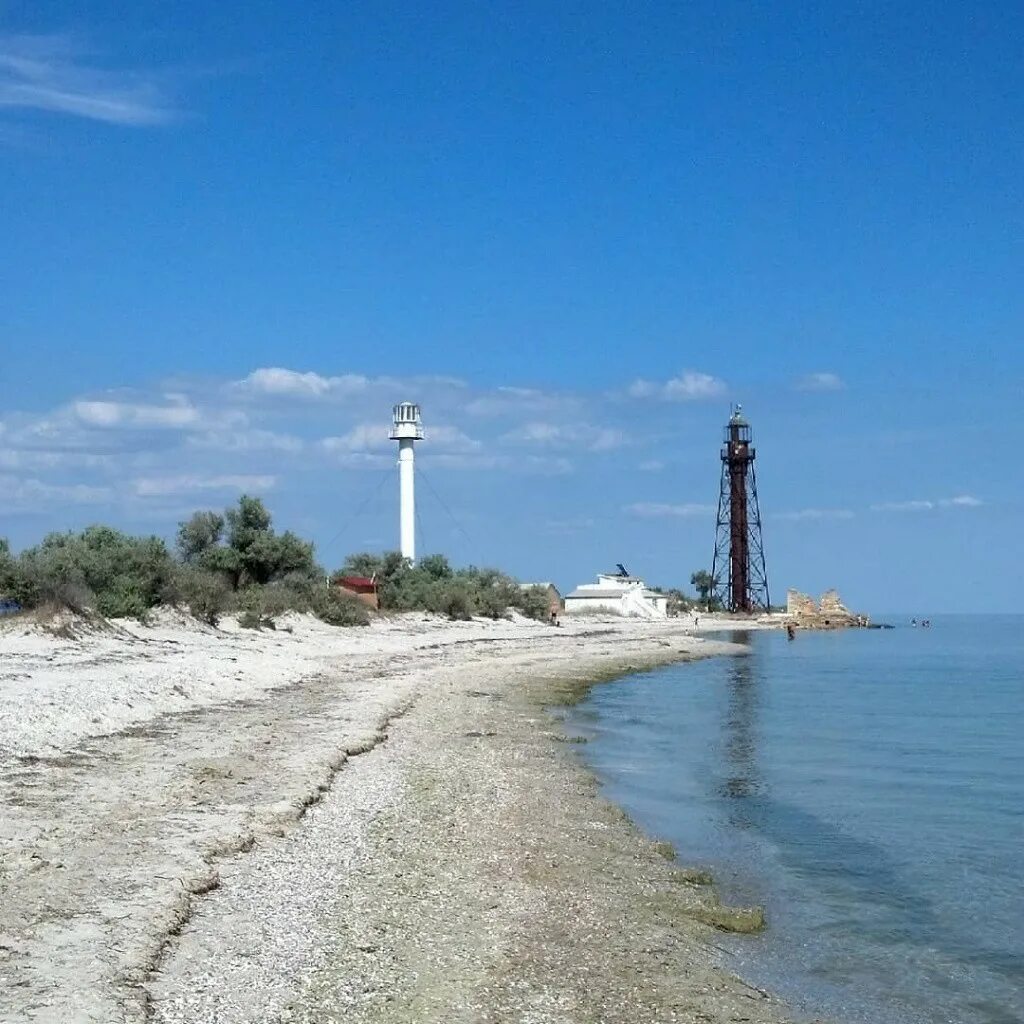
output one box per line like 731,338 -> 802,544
566,617 -> 1024,1024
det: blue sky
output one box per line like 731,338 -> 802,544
1,2 -> 1022,613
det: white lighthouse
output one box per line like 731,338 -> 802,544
389,402 -> 424,562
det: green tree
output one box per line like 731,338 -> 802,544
690,570 -> 714,607
179,496 -> 320,590
176,511 -> 224,564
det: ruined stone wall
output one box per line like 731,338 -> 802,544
786,589 -> 817,617
785,588 -> 867,628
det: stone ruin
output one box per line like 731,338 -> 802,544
786,588 -> 868,628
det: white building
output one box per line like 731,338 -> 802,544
563,573 -> 668,619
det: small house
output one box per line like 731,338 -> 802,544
333,575 -> 379,610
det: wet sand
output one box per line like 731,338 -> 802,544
0,612 -> 798,1023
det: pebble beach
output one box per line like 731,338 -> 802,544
0,609 -> 796,1024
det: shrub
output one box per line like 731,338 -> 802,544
311,587 -> 370,627
514,585 -> 553,622
332,552 -> 552,622
238,609 -> 265,630
426,580 -> 478,620
174,568 -> 233,626
15,527 -> 175,619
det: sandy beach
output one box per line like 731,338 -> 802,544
0,610 -> 796,1024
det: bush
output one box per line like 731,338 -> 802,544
311,587 -> 370,627
14,526 -> 175,619
332,551 -> 552,622
238,609 -> 265,630
514,585 -> 553,622
174,568 -> 233,626
424,580 -> 478,620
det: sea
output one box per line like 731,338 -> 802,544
564,616 -> 1024,1024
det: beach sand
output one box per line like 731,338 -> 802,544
0,610 -> 797,1024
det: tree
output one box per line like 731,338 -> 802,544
690,569 -> 714,607
176,511 -> 224,564
225,495 -> 273,554
179,497 -> 320,590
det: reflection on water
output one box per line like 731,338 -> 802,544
720,631 -> 761,809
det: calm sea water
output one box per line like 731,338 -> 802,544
565,617 -> 1024,1024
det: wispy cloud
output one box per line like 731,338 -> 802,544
870,495 -> 983,512
0,473 -> 113,505
465,386 -> 579,417
74,396 -> 203,430
871,500 -> 935,512
0,34 -> 175,126
627,371 -> 727,401
187,428 -> 304,453
638,459 -> 664,472
625,502 -> 715,518
321,422 -> 480,455
542,516 -> 596,534
775,508 -> 855,521
501,421 -> 627,452
320,423 -> 391,454
132,474 -> 276,498
795,372 -> 845,392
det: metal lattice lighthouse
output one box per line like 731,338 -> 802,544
389,402 -> 424,562
710,406 -> 770,613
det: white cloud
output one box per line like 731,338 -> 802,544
543,517 -> 596,534
795,372 -> 845,392
132,474 -> 276,498
774,508 -> 855,521
0,34 -> 175,126
0,474 -> 112,505
427,452 -> 573,474
73,397 -> 201,430
235,367 -> 371,399
638,459 -> 664,472
465,386 -> 580,417
625,502 -> 715,518
0,449 -> 112,470
428,425 -> 482,452
187,429 -> 304,453
501,421 -> 626,453
870,495 -> 983,513
321,422 -> 480,456
870,500 -> 935,512
320,424 -> 390,454
627,371 -> 727,401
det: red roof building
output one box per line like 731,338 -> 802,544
332,575 -> 379,610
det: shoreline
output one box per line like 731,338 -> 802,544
0,611 -> 800,1023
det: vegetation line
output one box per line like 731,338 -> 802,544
0,495 -> 553,629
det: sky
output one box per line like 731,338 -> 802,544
1,1 -> 1022,613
